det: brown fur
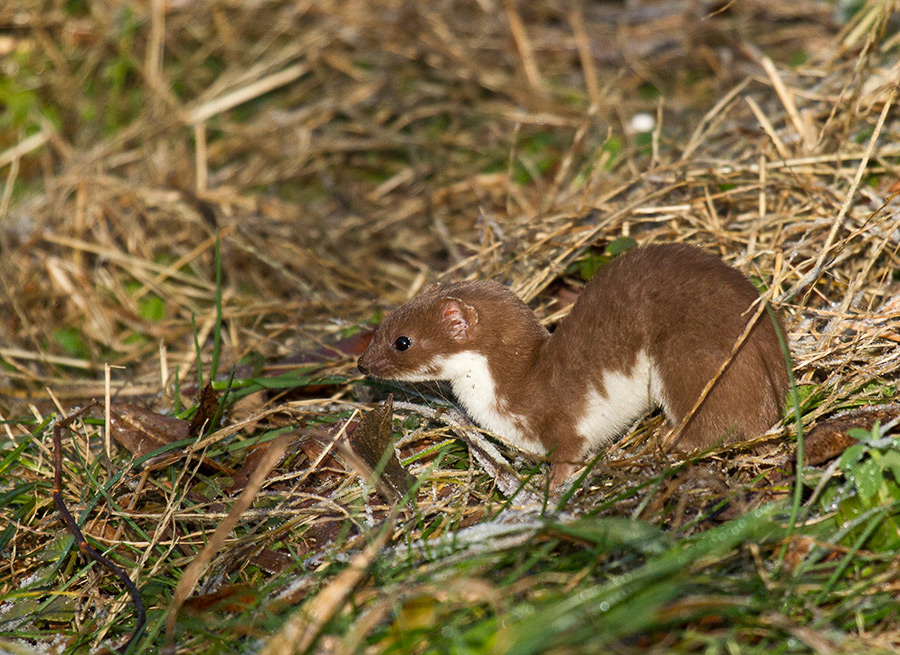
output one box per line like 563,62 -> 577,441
358,244 -> 790,481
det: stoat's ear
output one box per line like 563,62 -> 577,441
438,297 -> 477,340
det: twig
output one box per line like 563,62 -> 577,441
761,56 -> 813,151
569,4 -> 601,109
0,153 -> 18,220
393,400 -> 541,504
745,95 -> 791,160
165,431 -> 294,650
805,83 -> 897,300
680,78 -> 751,161
186,63 -> 309,125
53,402 -> 146,653
503,0 -> 546,94
0,131 -> 49,169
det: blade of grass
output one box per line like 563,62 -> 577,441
769,301 -> 805,573
500,503 -> 782,655
191,314 -> 203,389
210,230 -> 223,382
206,366 -> 235,438
555,450 -> 604,511
814,505 -> 890,605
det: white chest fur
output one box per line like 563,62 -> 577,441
575,349 -> 665,450
431,352 -> 542,453
419,349 -> 666,458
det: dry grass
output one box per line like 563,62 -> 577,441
1,1 -> 899,653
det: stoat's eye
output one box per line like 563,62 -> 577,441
393,336 -> 412,351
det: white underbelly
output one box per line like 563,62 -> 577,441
575,349 -> 664,450
429,349 -> 666,457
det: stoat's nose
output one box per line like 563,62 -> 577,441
357,358 -> 369,375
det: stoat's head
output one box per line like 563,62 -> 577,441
357,282 -> 485,382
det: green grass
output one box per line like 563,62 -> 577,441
3,380 -> 900,654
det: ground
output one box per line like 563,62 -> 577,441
1,1 -> 900,654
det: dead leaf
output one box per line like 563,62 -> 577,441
207,330 -> 374,391
189,383 -> 221,437
109,403 -> 189,458
258,515 -> 393,655
84,518 -> 118,543
349,396 -> 416,504
796,403 -> 900,469
229,390 -> 267,425
313,328 -> 374,359
226,431 -> 307,494
250,549 -> 294,575
166,432 -> 295,647
182,584 -> 259,614
109,403 -> 234,475
302,520 -> 347,553
299,430 -> 346,472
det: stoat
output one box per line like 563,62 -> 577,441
358,243 -> 789,485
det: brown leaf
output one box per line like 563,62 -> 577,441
226,431 -> 307,493
232,330 -> 374,380
182,584 -> 259,614
796,404 -> 900,469
109,403 -> 190,458
801,421 -> 860,468
303,520 -> 345,551
189,383 -> 221,437
349,396 -> 416,504
250,549 -> 294,575
166,432 -> 295,645
282,329 -> 375,367
109,403 -> 234,475
229,390 -> 267,425
312,328 -> 374,359
550,282 -> 581,310
299,434 -> 344,472
84,518 -> 118,543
